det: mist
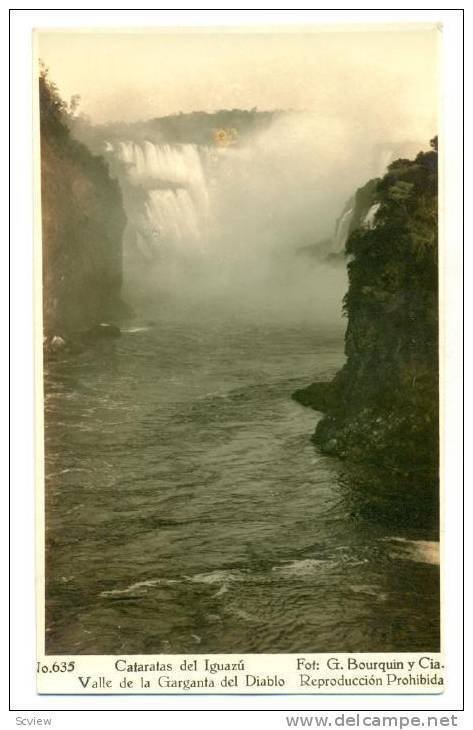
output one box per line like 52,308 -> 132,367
38,27 -> 438,327
95,110 -> 432,327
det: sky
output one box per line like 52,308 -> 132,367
35,25 -> 441,321
36,25 -> 439,136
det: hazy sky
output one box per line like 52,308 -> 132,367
36,25 -> 439,133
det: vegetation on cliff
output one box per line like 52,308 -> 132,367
39,66 -> 127,338
294,139 -> 438,495
72,108 -> 279,153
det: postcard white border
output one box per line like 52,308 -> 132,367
8,6 -> 464,717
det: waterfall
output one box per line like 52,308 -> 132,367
118,141 -> 207,189
333,207 -> 354,254
98,114 -> 352,319
110,141 -> 210,254
331,201 -> 380,256
145,189 -> 201,243
363,203 -> 381,229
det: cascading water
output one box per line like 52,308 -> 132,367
332,206 -> 354,254
101,114 -> 410,318
145,189 -> 201,243
363,202 -> 381,229
330,202 -> 381,256
111,141 -> 211,255
118,141 -> 208,189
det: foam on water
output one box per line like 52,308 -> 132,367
384,538 -> 440,565
45,320 -> 439,654
272,558 -> 330,578
100,578 -> 178,598
188,569 -> 245,585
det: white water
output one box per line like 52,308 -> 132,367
103,118 -> 429,321
146,189 -> 202,244
333,207 -> 354,254
363,203 -> 381,229
330,201 -> 381,256
115,141 -> 211,253
118,141 -> 207,189
103,128 -> 351,323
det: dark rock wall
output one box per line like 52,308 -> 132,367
39,70 -> 127,337
294,140 -> 439,488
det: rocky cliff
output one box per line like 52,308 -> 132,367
294,140 -> 439,494
39,69 -> 127,340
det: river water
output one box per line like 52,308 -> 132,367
44,317 -> 439,654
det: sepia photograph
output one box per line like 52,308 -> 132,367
36,24 -> 440,659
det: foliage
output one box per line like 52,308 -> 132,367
73,107 -> 279,154
39,66 -> 127,336
296,141 -> 439,492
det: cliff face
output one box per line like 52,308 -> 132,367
294,140 -> 438,488
40,71 -> 127,337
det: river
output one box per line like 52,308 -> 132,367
44,317 -> 439,654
